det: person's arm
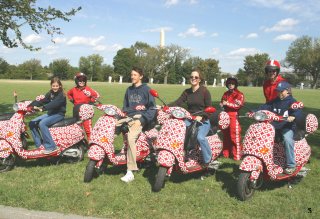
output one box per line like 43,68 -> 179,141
139,91 -> 157,126
67,88 -> 74,103
43,92 -> 66,111
86,87 -> 100,102
225,93 -> 244,110
201,88 -> 212,119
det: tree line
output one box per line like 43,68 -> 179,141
1,36 -> 319,89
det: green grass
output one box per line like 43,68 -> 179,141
0,80 -> 319,219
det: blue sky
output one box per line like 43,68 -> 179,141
1,0 -> 319,74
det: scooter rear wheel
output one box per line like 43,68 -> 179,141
84,160 -> 97,183
237,171 -> 255,201
0,154 -> 16,173
153,166 -> 167,192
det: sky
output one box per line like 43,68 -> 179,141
1,0 -> 319,74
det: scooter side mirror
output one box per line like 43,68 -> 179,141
204,106 -> 216,114
149,89 -> 159,98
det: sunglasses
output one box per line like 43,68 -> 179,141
78,80 -> 86,83
189,76 -> 199,79
266,70 -> 277,73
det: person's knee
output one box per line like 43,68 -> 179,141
29,121 -> 37,129
197,135 -> 206,143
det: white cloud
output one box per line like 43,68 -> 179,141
245,33 -> 258,39
189,0 -> 198,4
42,45 -> 58,55
211,32 -> 219,37
211,48 -> 220,55
93,44 -> 123,52
66,36 -> 105,46
52,37 -> 67,44
142,27 -> 173,32
24,34 -> 43,44
227,48 -> 260,59
178,24 -> 206,38
164,0 -> 179,7
264,18 -> 299,32
273,34 -> 297,41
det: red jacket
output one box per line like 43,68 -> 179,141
263,75 -> 286,103
221,89 -> 244,113
67,86 -> 100,105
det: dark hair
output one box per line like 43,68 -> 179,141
50,77 -> 64,93
132,67 -> 144,77
191,68 -> 205,85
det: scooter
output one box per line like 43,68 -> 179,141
0,100 -> 94,172
84,104 -> 158,183
149,89 -> 230,192
237,102 -> 318,201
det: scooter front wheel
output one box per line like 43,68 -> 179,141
84,160 -> 97,183
153,166 -> 167,192
0,154 -> 16,173
237,171 -> 255,201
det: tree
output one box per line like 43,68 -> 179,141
0,57 -> 9,77
19,58 -> 43,80
242,53 -> 269,86
79,54 -> 104,81
49,59 -> 72,79
113,48 -> 138,82
285,36 -> 320,89
0,0 -> 81,51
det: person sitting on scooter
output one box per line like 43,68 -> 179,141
120,67 -> 157,183
29,77 -> 66,154
67,72 -> 100,141
220,77 -> 244,161
256,81 -> 303,174
168,68 -> 212,166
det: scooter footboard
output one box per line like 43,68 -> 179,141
157,150 -> 175,167
239,156 -> 263,180
88,144 -> 105,161
0,140 -> 12,158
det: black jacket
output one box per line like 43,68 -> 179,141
30,90 -> 66,116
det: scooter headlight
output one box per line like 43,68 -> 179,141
171,109 -> 186,119
13,103 -> 19,112
254,111 -> 268,121
104,107 -> 116,116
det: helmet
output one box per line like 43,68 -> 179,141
265,59 -> 280,74
226,77 -> 238,89
74,72 -> 87,86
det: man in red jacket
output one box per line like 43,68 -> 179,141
220,77 -> 244,160
67,72 -> 100,141
263,59 -> 286,103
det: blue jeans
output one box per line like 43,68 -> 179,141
282,128 -> 296,168
185,119 -> 212,164
29,114 -> 64,150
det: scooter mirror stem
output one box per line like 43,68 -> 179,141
149,89 -> 167,106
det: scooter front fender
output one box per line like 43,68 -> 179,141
88,144 -> 105,161
0,140 -> 13,158
157,150 -> 175,168
239,156 -> 263,180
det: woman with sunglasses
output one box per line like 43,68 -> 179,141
168,68 -> 212,166
263,59 -> 286,103
67,72 -> 100,141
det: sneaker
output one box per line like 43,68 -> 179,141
120,171 -> 134,183
284,167 -> 296,175
42,148 -> 58,155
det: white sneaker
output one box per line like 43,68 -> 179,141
121,171 -> 134,183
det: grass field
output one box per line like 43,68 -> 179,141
0,80 -> 319,219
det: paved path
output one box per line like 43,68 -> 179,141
0,205 -> 102,219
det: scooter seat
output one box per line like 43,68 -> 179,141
0,113 -> 15,121
50,117 -> 78,128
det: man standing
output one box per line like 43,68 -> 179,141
263,59 -> 286,103
120,67 -> 156,183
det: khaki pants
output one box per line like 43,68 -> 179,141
116,115 -> 142,171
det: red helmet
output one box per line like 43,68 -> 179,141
226,77 -> 238,89
74,72 -> 87,86
265,59 -> 280,74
